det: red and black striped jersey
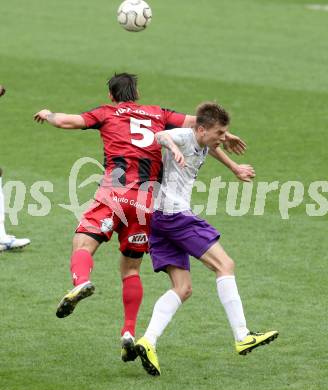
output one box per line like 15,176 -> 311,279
81,102 -> 185,188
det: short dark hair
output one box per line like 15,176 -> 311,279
196,102 -> 230,128
107,73 -> 139,102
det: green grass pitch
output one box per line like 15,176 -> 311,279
1,0 -> 327,389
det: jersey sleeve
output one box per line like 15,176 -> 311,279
162,108 -> 186,129
163,128 -> 193,146
80,106 -> 105,129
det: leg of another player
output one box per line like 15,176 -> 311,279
135,266 -> 189,375
120,254 -> 143,338
120,253 -> 143,362
55,233 -> 99,318
168,265 -> 193,302
0,168 -> 30,251
143,266 -> 191,347
71,233 -> 100,286
200,241 -> 249,342
200,241 -> 278,354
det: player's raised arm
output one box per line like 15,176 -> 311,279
209,146 -> 255,182
223,131 -> 247,155
155,131 -> 185,168
33,109 -> 86,129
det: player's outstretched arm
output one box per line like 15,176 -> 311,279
155,131 -> 185,168
222,132 -> 247,155
33,109 -> 86,129
209,146 -> 255,182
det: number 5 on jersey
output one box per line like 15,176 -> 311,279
130,118 -> 154,148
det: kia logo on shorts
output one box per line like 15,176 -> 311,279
128,233 -> 148,244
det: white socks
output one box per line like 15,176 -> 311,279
144,289 -> 182,347
216,275 -> 249,342
143,277 -> 248,346
0,176 -> 6,239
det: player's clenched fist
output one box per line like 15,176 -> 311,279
0,85 -> 6,97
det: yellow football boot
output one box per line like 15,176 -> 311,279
56,281 -> 95,318
135,337 -> 161,376
236,330 -> 279,355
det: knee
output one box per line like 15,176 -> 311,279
214,257 -> 235,275
75,243 -> 92,252
121,264 -> 141,279
225,257 -> 235,273
177,284 -> 192,302
121,254 -> 142,279
72,234 -> 98,254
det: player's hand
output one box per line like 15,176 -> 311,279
233,164 -> 255,182
33,109 -> 52,123
171,146 -> 185,168
0,85 -> 6,97
223,132 -> 247,155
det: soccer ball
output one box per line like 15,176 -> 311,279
117,0 -> 152,32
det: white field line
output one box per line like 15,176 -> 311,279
306,4 -> 328,11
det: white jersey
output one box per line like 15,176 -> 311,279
154,128 -> 209,213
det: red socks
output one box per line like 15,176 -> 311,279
121,274 -> 143,336
70,252 -> 142,336
70,249 -> 94,286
